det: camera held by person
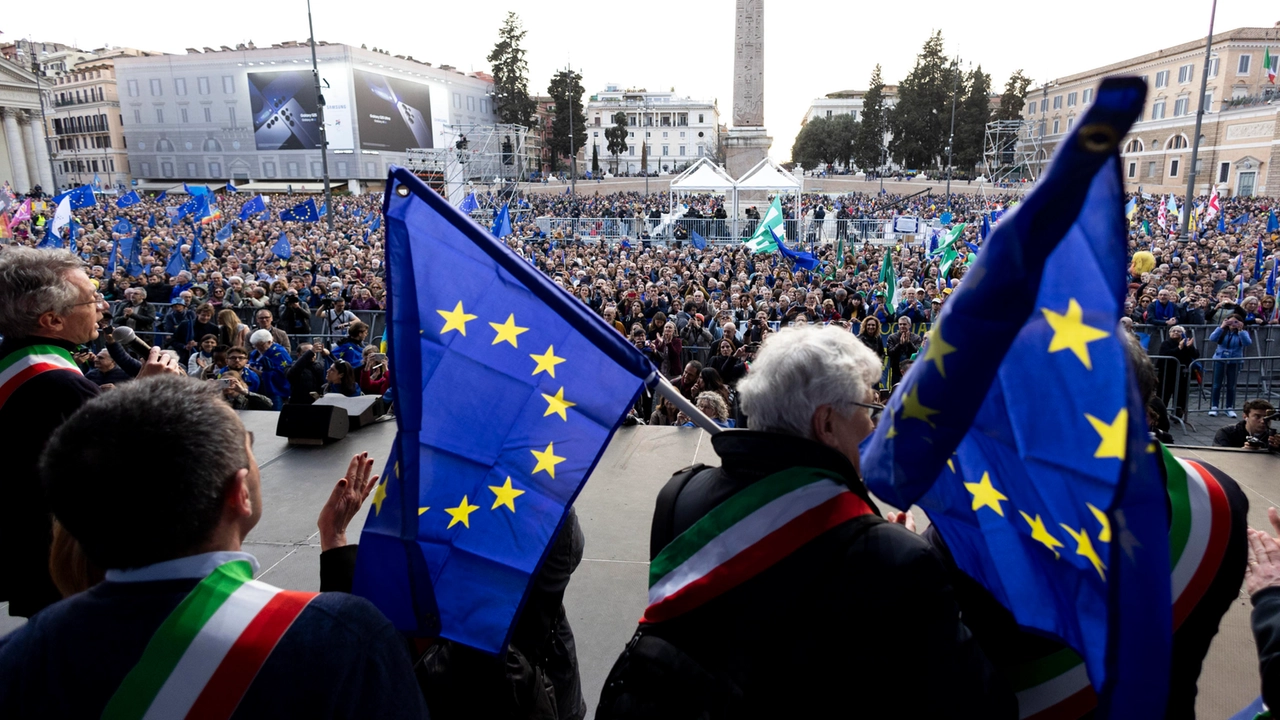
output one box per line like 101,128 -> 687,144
1213,399 -> 1279,452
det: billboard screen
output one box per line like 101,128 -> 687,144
353,69 -> 434,151
249,70 -> 354,151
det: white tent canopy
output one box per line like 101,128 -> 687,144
734,157 -> 800,191
670,157 -> 737,193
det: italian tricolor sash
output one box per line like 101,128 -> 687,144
0,344 -> 82,410
103,560 -> 318,720
1014,445 -> 1233,719
643,467 -> 874,624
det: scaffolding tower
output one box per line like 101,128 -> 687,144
983,120 -> 1039,184
403,123 -> 534,207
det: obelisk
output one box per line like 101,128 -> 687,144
724,0 -> 772,178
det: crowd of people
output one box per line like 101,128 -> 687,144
0,178 -> 1277,717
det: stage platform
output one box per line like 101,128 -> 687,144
2,410 -> 1275,717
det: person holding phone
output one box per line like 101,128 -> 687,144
359,353 -> 390,397
1207,314 -> 1253,417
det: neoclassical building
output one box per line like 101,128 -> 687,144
0,56 -> 55,195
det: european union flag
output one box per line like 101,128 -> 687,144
1255,238 -> 1267,281
239,195 -> 267,221
690,229 -> 707,250
112,218 -> 133,236
861,78 -> 1170,718
106,236 -> 119,275
52,185 -> 96,209
491,203 -> 512,239
126,229 -> 144,277
226,181 -> 239,193
165,248 -> 185,277
195,194 -> 221,225
148,212 -> 156,229
370,214 -> 381,232
769,226 -> 816,271
459,192 -> 479,214
156,191 -> 167,203
173,197 -> 200,222
272,231 -> 292,260
115,190 -> 142,209
352,167 -> 655,653
279,198 -> 320,223
1269,210 -> 1279,233
184,183 -> 211,196
1268,256 -> 1278,297
980,212 -> 992,241
191,230 -> 209,264
216,223 -> 234,243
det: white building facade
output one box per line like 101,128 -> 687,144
0,57 -> 55,195
585,86 -> 720,174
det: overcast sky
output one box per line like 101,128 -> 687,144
4,1 -> 1272,161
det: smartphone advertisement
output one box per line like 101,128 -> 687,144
249,70 -> 353,151
353,69 -> 434,151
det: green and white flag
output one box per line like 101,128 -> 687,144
878,249 -> 898,306
745,196 -> 783,254
929,223 -> 966,258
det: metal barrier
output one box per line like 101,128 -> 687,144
1134,323 -> 1278,359
533,216 -> 893,246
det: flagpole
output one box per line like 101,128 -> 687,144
1179,0 -> 1217,241
653,375 -> 723,435
307,0 -> 335,233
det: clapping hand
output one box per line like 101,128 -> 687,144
317,452 -> 380,551
1246,508 -> 1280,597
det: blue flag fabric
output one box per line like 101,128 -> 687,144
371,214 -> 382,232
239,195 -> 267,221
147,212 -> 156,229
1217,212 -> 1226,234
115,190 -> 142,208
272,231 -> 292,260
491,204 -> 513,239
861,78 -> 1170,717
1269,210 -> 1279,233
191,230 -> 209,264
226,181 -> 239,193
1229,213 -> 1251,226
156,191 -> 168,203
173,197 -> 200,222
52,185 -> 96,209
126,229 -> 144,277
319,202 -> 327,217
165,248 -> 185,277
112,218 -> 133,236
184,183 -> 211,196
279,198 -> 320,223
980,213 -> 992,241
459,192 -> 479,214
1255,239 -> 1267,282
351,167 -> 656,654
216,223 -> 234,243
940,211 -> 953,225
769,225 -> 817,271
1267,255 -> 1278,297
690,229 -> 706,250
106,236 -> 119,275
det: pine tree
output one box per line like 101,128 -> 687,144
952,66 -> 991,174
888,31 -> 951,170
995,69 -> 1032,121
486,13 -> 537,128
852,65 -> 887,171
605,111 -> 628,174
591,144 -> 600,174
548,69 -> 588,174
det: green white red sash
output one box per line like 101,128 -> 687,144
643,467 -> 873,624
1014,445 -> 1233,719
0,344 -> 81,410
103,560 -> 317,720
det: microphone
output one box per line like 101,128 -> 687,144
111,326 -> 151,356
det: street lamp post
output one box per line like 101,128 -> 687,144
945,54 -> 961,210
306,0 -> 334,232
1179,0 -> 1218,240
30,52 -> 59,195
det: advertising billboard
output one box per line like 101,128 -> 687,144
249,70 -> 354,151
353,69 -> 434,151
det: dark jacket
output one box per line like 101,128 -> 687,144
922,452 -> 1248,719
608,430 -> 1015,719
0,574 -> 429,718
1253,586 -> 1280,711
287,350 -> 327,404
0,336 -> 100,617
1213,420 -> 1273,449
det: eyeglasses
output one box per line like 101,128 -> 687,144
850,400 -> 885,421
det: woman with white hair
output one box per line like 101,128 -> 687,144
248,328 -> 293,410
1156,325 -> 1198,419
605,324 -> 1014,717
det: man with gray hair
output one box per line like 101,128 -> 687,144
111,287 -> 156,333
249,328 -> 292,410
598,324 -> 1014,718
0,247 -> 180,618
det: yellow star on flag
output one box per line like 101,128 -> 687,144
1020,511 -> 1065,559
489,314 -> 528,347
921,327 -> 957,378
530,345 -> 566,378
418,507 -> 430,515
1086,502 -> 1112,542
1085,408 -> 1128,460
1060,523 -> 1108,580
1042,299 -> 1109,370
542,387 -> 577,421
489,477 -> 525,512
964,472 -> 1008,517
437,301 -> 477,336
900,385 -> 940,428
371,479 -> 388,516
531,442 -> 566,479
445,495 -> 480,529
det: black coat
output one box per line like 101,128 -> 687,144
1253,587 -> 1280,711
0,336 -> 100,617
623,431 -> 1015,719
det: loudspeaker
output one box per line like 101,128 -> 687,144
276,404 -> 349,445
313,394 -> 383,429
